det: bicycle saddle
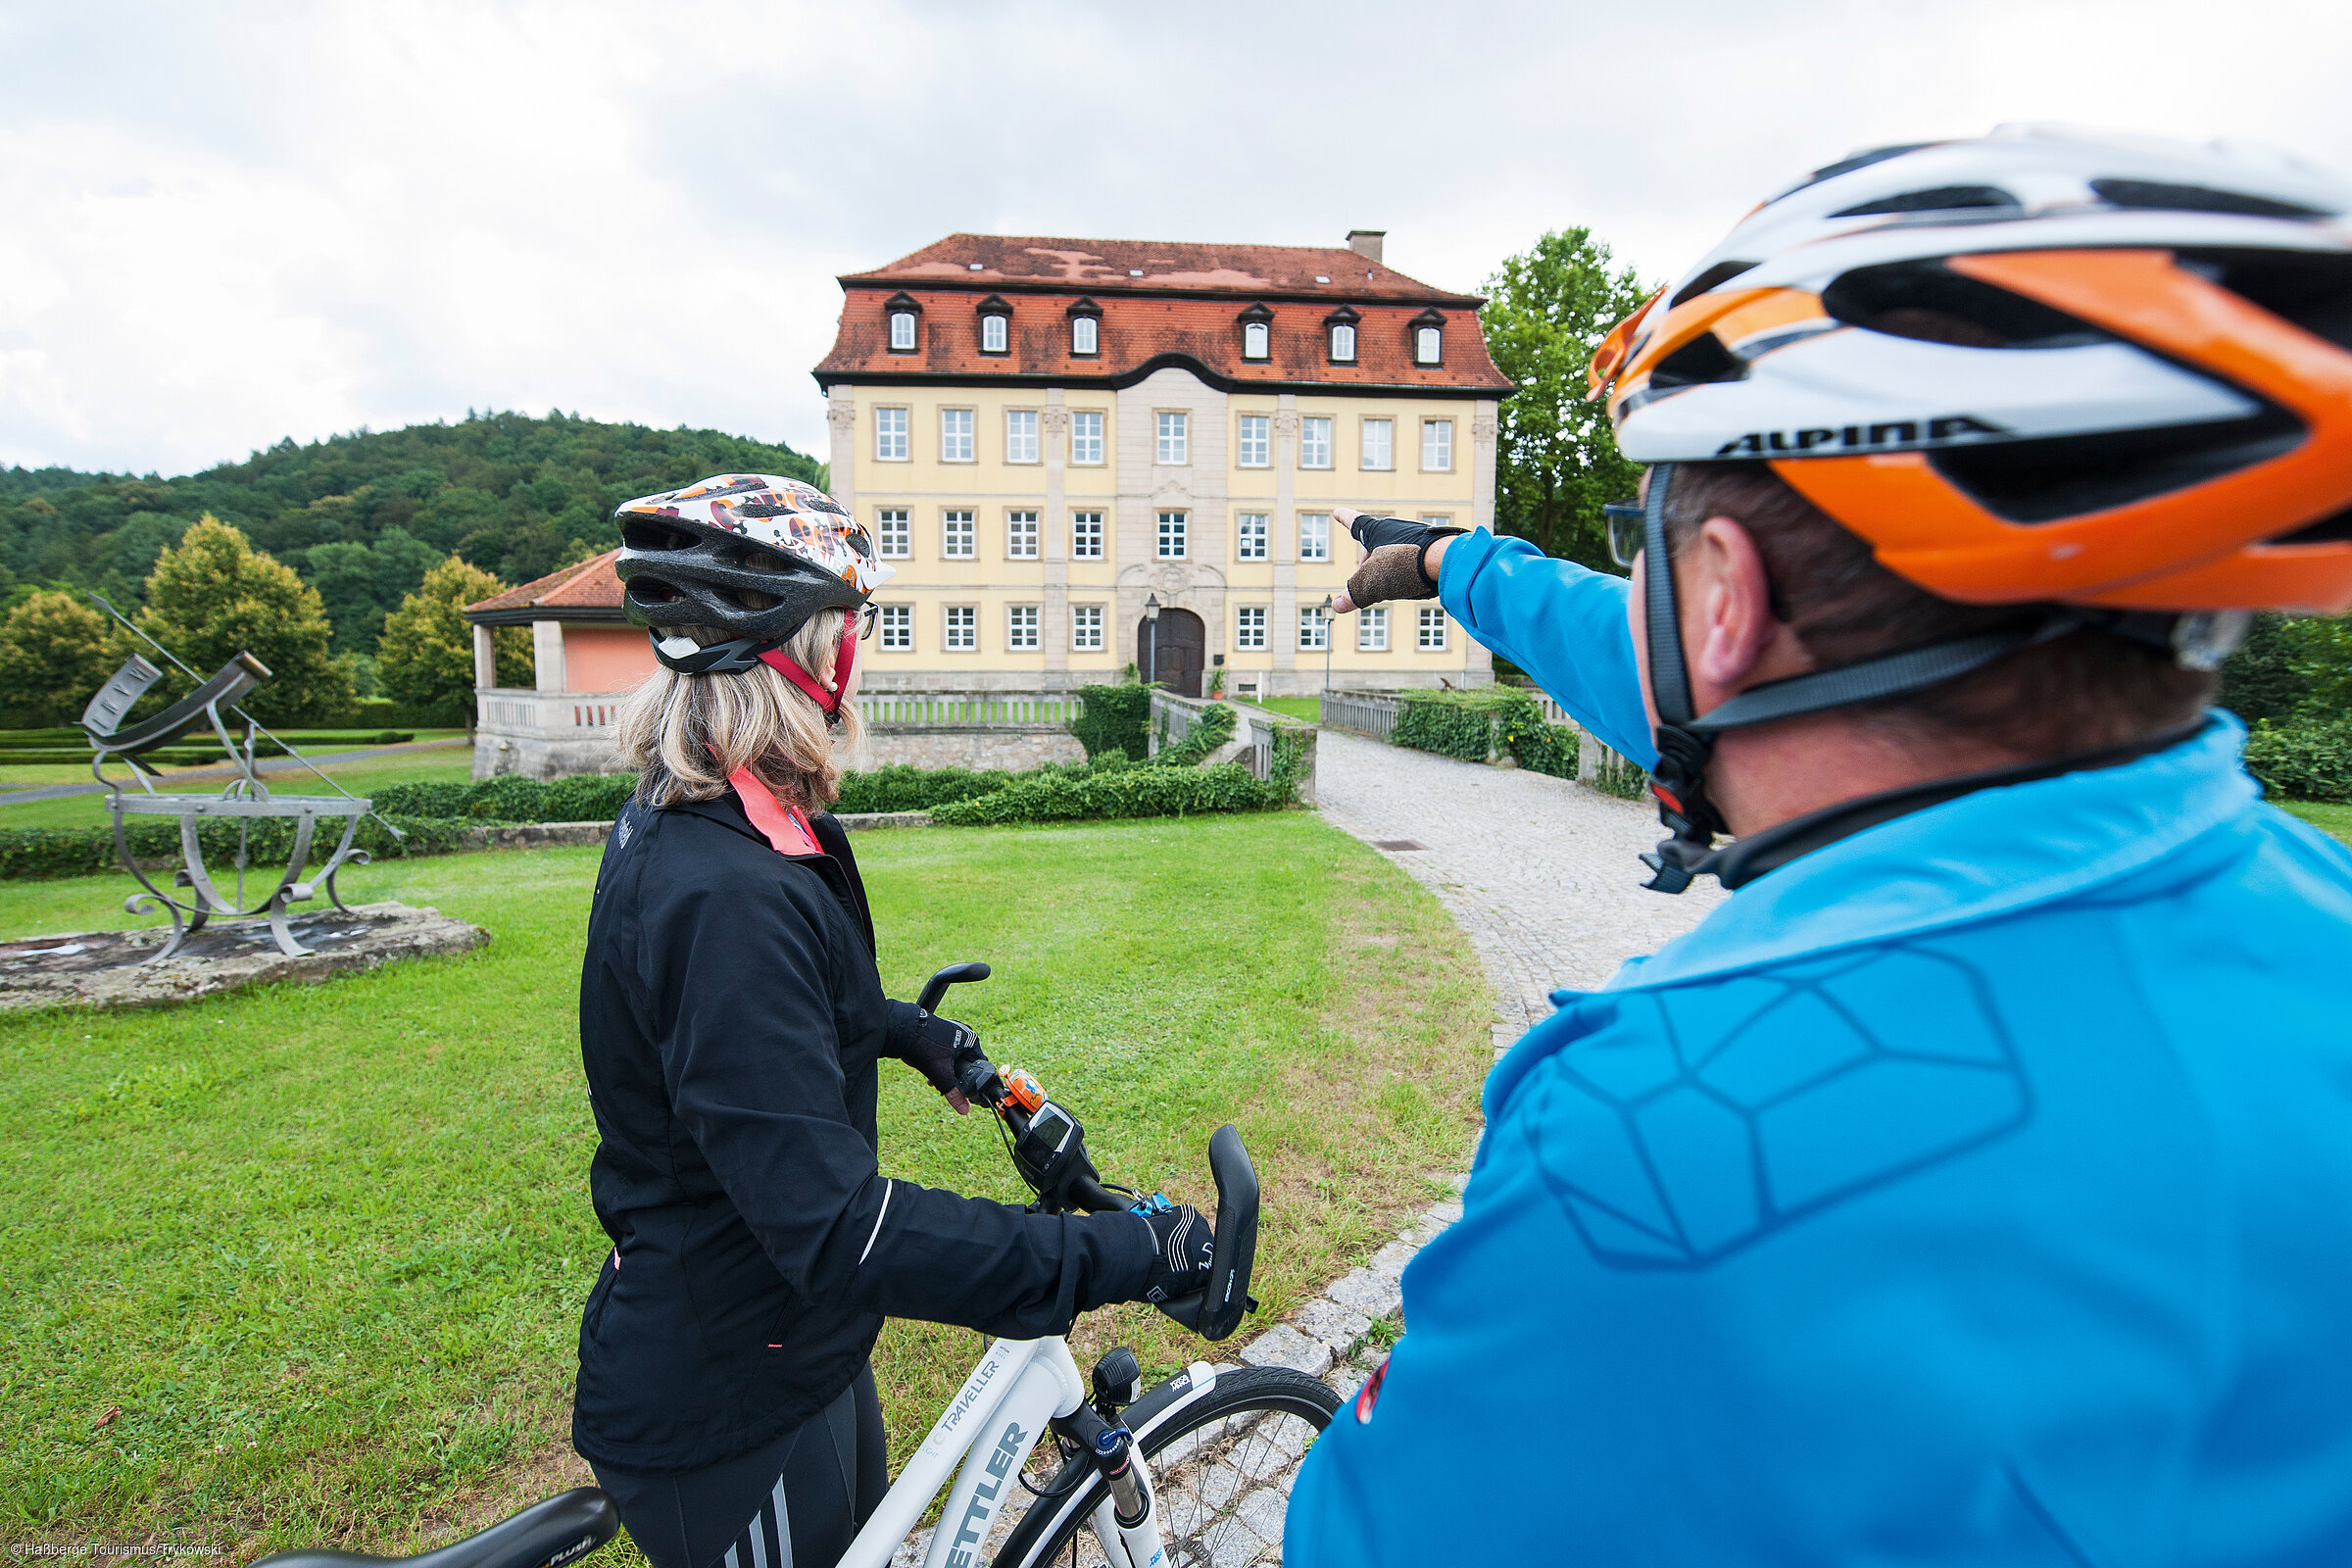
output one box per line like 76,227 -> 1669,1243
252,1489 -> 617,1568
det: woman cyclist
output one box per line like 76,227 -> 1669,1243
571,474 -> 1213,1568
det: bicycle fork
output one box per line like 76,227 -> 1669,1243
1054,1404 -> 1167,1568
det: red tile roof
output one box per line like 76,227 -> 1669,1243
843,234 -> 1482,304
817,235 -> 1513,396
464,550 -> 625,623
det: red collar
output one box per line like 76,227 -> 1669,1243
728,766 -> 821,857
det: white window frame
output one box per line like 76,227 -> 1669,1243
1070,411 -> 1104,466
1156,511 -> 1188,561
943,509 -> 976,560
1070,511 -> 1104,560
1298,605 -> 1329,651
1071,316 -> 1099,356
877,603 -> 913,650
1236,606 -> 1267,651
1418,605 -> 1448,650
940,408 -> 975,464
1298,416 -> 1332,469
876,507 -> 910,560
1243,320 -> 1270,360
1298,512 -> 1331,562
1416,325 -> 1442,365
944,605 -> 977,652
1236,513 -> 1268,561
1330,322 -> 1356,362
1237,414 -> 1270,468
1156,411 -> 1189,466
1360,417 -> 1394,471
1006,604 -> 1040,650
1071,603 -> 1104,651
1005,410 -> 1040,465
889,312 -> 916,352
874,406 -> 908,463
1422,418 -> 1453,472
981,313 -> 1008,354
1358,605 -> 1389,651
1006,510 -> 1039,560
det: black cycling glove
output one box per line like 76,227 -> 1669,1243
1348,513 -> 1466,556
891,1004 -> 978,1103
1343,514 -> 1466,605
1135,1198 -> 1215,1303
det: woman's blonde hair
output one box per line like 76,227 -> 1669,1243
617,609 -> 865,811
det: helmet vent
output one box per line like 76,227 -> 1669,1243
2178,248 -> 2352,352
1670,260 -> 1762,310
621,518 -> 700,552
2274,504 -> 2352,547
1649,331 -> 1745,392
2091,178 -> 2336,220
1832,185 -> 2018,219
1771,142 -> 1940,202
1823,262 -> 2109,349
1929,409 -> 2304,523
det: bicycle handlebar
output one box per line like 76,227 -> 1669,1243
915,961 -> 1260,1342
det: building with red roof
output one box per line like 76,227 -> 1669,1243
818,230 -> 1511,697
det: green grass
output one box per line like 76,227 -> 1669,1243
0,752 -> 477,830
1,812 -> 1491,1555
0,735 -> 468,793
2279,799 -> 2352,844
1242,698 -> 1322,723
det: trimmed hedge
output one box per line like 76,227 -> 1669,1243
369,771 -> 640,822
1070,683 -> 1154,761
834,763 -> 1015,814
2245,718 -> 2352,802
930,763 -> 1273,825
0,813 -> 481,881
1152,702 -> 1237,767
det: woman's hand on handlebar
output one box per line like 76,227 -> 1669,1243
1135,1196 -> 1216,1303
893,1006 -> 976,1115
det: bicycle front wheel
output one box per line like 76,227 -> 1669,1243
994,1364 -> 1339,1568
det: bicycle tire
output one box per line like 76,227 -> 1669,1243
992,1364 -> 1339,1568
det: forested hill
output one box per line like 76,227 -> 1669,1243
0,410 -> 822,656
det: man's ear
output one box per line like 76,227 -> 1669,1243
1684,515 -> 1786,704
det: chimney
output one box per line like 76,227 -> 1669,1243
1347,229 -> 1386,265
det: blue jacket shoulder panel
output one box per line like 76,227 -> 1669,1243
1436,528 -> 1657,767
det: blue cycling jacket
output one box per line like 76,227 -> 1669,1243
1288,529 -> 2352,1566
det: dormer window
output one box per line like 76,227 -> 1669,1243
1237,302 -> 1274,362
1412,308 -> 1446,366
1325,306 -> 1360,364
884,291 -> 921,354
977,295 -> 1011,355
1067,297 -> 1102,357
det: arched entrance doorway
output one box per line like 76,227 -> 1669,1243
1139,608 -> 1206,698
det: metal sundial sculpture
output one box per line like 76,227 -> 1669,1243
77,596 -> 405,962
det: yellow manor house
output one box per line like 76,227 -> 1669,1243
816,230 -> 1515,697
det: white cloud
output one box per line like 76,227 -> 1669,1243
2,0 -> 2347,476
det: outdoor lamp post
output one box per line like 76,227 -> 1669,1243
1143,593 -> 1161,685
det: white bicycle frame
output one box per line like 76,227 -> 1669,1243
837,1335 -> 1218,1568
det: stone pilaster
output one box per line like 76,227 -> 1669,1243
826,386 -> 858,514
1272,398 -> 1299,678
1043,393 -> 1069,671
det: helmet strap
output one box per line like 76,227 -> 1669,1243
754,612 -> 863,726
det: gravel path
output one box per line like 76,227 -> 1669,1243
1313,729 -> 1726,1050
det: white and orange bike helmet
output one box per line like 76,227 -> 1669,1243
1588,126 -> 2352,890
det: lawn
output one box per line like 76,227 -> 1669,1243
0,749 -> 476,831
2279,798 -> 2352,845
1242,697 -> 1322,723
0,735 -> 468,794
1,811 -> 1492,1557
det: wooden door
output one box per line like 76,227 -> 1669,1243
1141,609 -> 1206,698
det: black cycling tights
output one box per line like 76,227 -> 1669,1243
592,1365 -> 888,1568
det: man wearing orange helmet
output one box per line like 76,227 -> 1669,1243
1289,128 -> 2352,1564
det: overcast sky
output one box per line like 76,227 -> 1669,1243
3,0 -> 2347,478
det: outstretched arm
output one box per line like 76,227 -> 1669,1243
1331,511 -> 1657,768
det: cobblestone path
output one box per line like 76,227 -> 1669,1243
1313,729 -> 1727,1051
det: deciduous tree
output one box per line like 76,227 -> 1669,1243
379,556 -> 529,730
1483,230 -> 1655,570
134,516 -> 352,725
0,590 -> 114,726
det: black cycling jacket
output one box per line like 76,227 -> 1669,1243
572,788 -> 1153,1473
